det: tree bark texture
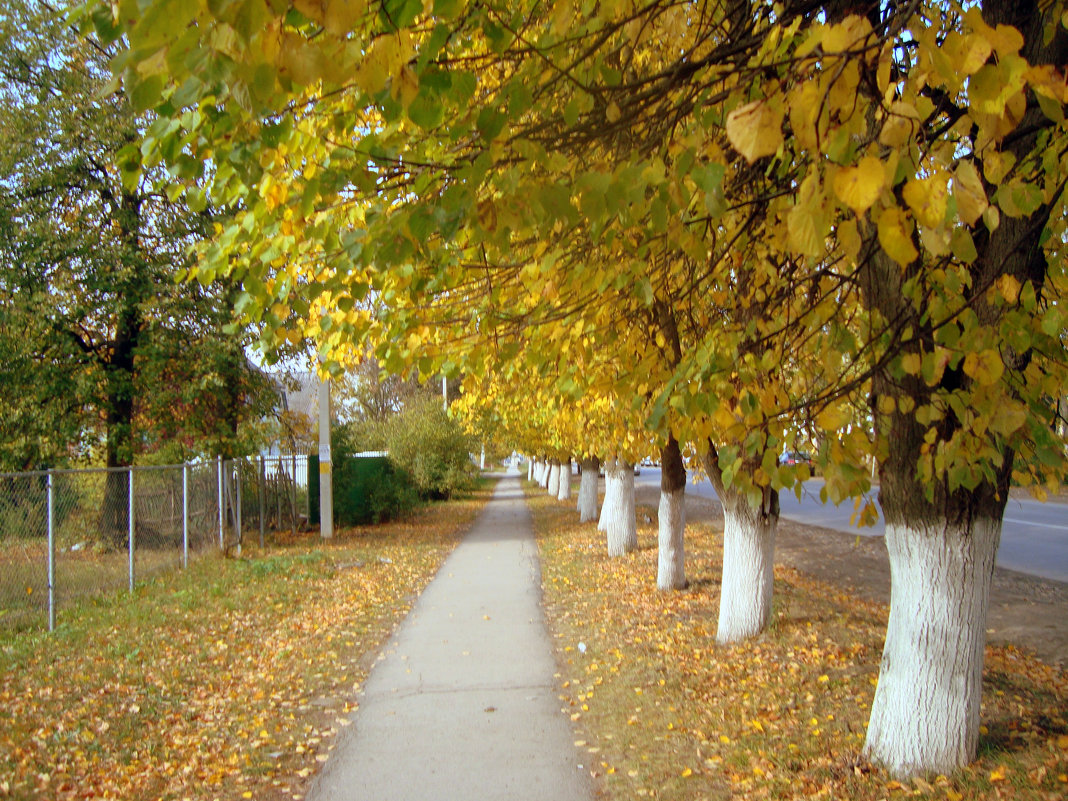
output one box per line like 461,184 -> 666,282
863,518 -> 1001,777
577,457 -> 600,522
657,436 -> 687,590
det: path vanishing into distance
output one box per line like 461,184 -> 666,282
307,475 -> 593,801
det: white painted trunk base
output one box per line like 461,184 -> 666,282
597,461 -> 617,533
577,466 -> 599,523
657,488 -> 686,590
547,463 -> 560,497
864,518 -> 1001,778
527,458 -> 533,482
556,460 -> 572,501
606,464 -> 637,557
717,501 -> 776,643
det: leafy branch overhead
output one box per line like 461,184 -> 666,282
96,0 -> 1067,779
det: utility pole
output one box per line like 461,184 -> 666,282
318,372 -> 333,539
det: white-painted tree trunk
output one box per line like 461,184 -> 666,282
657,436 -> 687,590
716,492 -> 777,643
864,517 -> 1001,778
527,457 -> 534,482
597,458 -> 617,532
577,458 -> 599,522
557,459 -> 572,501
541,459 -> 551,489
547,461 -> 560,497
606,461 -> 637,556
657,488 -> 686,590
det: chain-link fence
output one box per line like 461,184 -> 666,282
0,455 -> 310,635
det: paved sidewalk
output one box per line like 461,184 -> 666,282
307,475 -> 594,801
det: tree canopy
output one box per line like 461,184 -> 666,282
92,0 -> 1067,777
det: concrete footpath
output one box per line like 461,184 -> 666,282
307,475 -> 595,801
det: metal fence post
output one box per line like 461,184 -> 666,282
235,463 -> 243,557
258,456 -> 266,548
128,467 -> 135,593
217,455 -> 224,549
47,470 -> 55,632
182,462 -> 189,569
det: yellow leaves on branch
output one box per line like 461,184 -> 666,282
902,174 -> 949,230
876,207 -> 918,267
832,156 -> 885,216
725,99 -> 784,163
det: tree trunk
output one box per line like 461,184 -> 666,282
716,487 -> 778,642
848,0 -> 1064,777
597,457 -> 616,532
556,458 -> 572,501
701,442 -> 779,642
863,517 -> 1001,777
98,290 -> 140,548
657,436 -> 687,590
547,460 -> 560,496
577,457 -> 600,522
527,457 -> 534,482
605,460 -> 637,556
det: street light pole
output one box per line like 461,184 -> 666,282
318,372 -> 333,539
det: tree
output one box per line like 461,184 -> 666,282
0,0 -> 272,485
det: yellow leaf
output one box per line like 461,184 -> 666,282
989,766 -> 1007,782
324,0 -> 367,37
815,404 -> 851,431
606,102 -> 621,123
681,767 -> 693,778
395,65 -> 419,108
954,161 -> 988,226
879,101 -> 920,147
833,156 -> 886,215
726,100 -> 784,163
903,175 -> 948,229
962,349 -> 1004,386
821,15 -> 873,53
996,274 -> 1020,304
877,207 -> 918,267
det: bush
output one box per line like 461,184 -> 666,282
333,455 -> 419,526
384,397 -> 478,500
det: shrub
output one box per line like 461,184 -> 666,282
384,397 -> 478,500
333,455 -> 419,526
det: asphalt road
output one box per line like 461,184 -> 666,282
634,467 -> 1068,584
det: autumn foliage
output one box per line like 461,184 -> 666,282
529,489 -> 1068,801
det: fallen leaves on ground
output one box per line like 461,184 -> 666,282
0,488 -> 490,800
529,489 -> 1068,801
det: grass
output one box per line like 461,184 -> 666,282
0,485 -> 492,801
528,487 -> 1068,801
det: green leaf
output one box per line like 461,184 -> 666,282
408,91 -> 444,130
130,74 -> 166,112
